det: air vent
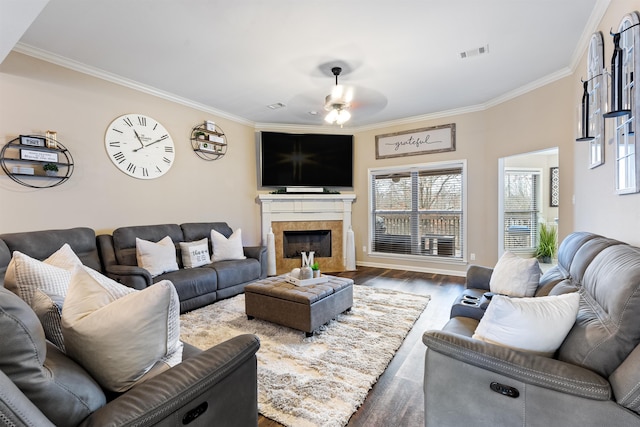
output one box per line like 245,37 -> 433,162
267,102 -> 286,110
460,44 -> 489,59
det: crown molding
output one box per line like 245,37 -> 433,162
13,42 -> 255,127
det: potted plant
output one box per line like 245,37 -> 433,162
535,223 -> 557,264
43,163 -> 58,176
311,261 -> 321,278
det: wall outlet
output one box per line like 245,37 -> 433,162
470,253 -> 476,261
362,245 -> 367,253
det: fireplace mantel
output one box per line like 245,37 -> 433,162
258,193 -> 356,271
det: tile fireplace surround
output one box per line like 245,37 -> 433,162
258,193 -> 356,275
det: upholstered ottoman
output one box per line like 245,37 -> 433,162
244,275 -> 354,337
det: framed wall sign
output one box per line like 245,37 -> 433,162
20,149 -> 58,162
20,135 -> 46,147
550,167 -> 559,207
375,123 -> 456,159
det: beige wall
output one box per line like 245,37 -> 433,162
572,0 -> 640,245
351,76 -> 573,274
0,52 -> 262,243
1,0 -> 637,273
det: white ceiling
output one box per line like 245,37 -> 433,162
5,0 -> 607,129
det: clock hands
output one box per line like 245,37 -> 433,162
133,129 -> 145,148
132,134 -> 169,152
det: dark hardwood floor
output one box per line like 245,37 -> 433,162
258,266 -> 465,427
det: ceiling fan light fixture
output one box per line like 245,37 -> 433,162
324,66 -> 352,125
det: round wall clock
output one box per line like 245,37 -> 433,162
104,113 -> 175,179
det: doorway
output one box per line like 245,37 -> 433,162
498,148 -> 559,258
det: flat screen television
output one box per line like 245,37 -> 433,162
260,131 -> 353,189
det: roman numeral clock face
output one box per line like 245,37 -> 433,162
105,114 -> 175,179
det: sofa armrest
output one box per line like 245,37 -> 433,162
97,234 -> 152,290
244,245 -> 267,279
0,369 -> 56,427
104,265 -> 152,290
465,265 -> 492,291
423,330 -> 611,400
80,334 -> 260,427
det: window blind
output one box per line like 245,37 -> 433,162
371,163 -> 464,259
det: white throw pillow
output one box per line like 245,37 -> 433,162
61,267 -> 183,392
211,228 -> 246,262
489,251 -> 541,297
472,293 -> 580,357
179,238 -> 210,268
135,236 -> 179,277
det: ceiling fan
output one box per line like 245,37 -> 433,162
324,66 -> 354,126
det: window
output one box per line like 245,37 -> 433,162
612,12 -> 640,194
586,32 -> 605,168
369,161 -> 465,259
503,169 -> 540,253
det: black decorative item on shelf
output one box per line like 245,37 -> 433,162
190,122 -> 227,161
0,135 -> 74,188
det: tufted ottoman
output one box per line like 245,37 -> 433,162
244,275 -> 354,337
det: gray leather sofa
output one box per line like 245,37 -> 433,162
97,222 -> 267,313
422,231 -> 640,426
0,226 -> 260,426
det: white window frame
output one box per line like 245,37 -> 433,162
613,12 -> 640,194
367,159 -> 467,263
501,167 -> 542,255
587,32 -> 606,168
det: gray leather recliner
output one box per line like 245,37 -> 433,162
423,232 -> 640,426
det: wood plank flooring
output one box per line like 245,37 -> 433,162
258,266 -> 465,427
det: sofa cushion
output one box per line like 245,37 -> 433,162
558,243 -> 640,377
136,236 -> 180,277
213,259 -> 262,289
112,224 -> 184,267
179,238 -> 210,268
61,267 -> 183,392
181,222 -> 234,245
211,228 -> 246,262
489,251 -> 541,297
155,267 -> 218,301
472,293 -> 580,357
0,286 -> 105,427
0,227 -> 102,272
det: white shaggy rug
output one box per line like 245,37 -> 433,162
180,285 -> 430,427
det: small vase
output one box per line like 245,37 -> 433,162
313,269 -> 321,278
45,170 -> 57,177
300,266 -> 313,280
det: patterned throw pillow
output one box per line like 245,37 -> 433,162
179,238 -> 210,268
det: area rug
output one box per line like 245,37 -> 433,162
180,285 -> 430,427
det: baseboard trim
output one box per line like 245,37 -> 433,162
355,261 -> 466,278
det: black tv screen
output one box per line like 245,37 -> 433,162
260,132 -> 353,188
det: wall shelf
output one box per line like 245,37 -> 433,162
190,122 -> 227,161
0,135 -> 74,188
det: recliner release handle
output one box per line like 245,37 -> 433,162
490,381 -> 520,398
182,401 -> 208,425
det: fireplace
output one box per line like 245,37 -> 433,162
283,230 -> 332,258
258,193 -> 356,274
